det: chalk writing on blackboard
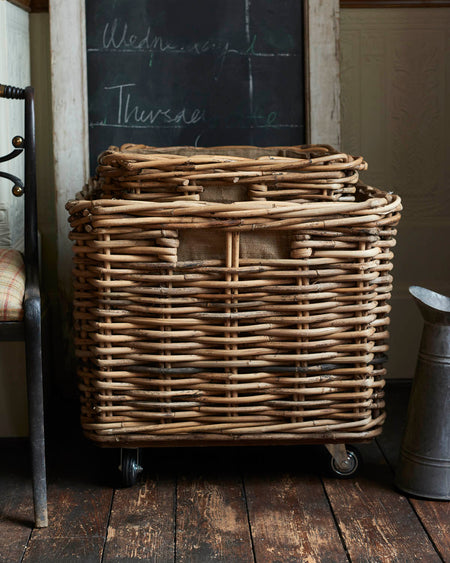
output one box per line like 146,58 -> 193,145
85,0 -> 305,172
100,19 -> 245,58
96,84 -> 206,128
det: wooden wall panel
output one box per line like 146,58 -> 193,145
341,8 -> 450,378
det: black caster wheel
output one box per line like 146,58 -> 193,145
329,446 -> 362,478
119,448 -> 143,487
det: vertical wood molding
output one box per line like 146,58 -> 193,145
30,12 -> 58,299
307,0 -> 341,147
49,0 -> 89,294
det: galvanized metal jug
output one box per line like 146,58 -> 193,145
396,286 -> 450,500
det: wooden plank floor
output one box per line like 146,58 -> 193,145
1,382 -> 448,562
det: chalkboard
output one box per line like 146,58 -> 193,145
85,0 -> 305,174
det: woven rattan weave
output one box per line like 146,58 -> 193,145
67,145 -> 401,447
95,144 -> 367,203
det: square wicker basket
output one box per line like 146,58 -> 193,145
66,145 -> 402,448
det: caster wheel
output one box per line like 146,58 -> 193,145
329,446 -> 362,478
119,448 -> 143,487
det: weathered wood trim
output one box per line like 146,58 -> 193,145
306,0 -> 341,147
341,0 -> 450,7
49,0 -> 89,293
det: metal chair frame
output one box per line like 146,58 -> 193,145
0,84 -> 47,528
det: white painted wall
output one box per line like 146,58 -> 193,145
0,0 -> 29,250
0,0 -> 30,436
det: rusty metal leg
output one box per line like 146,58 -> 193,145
24,298 -> 48,528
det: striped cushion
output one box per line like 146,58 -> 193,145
0,248 -> 25,321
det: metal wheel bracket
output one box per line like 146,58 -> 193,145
326,443 -> 348,467
325,443 -> 360,477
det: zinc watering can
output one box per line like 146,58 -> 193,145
396,286 -> 450,500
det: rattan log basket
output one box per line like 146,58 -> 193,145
66,145 -> 402,450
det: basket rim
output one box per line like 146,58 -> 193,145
102,142 -> 341,158
67,184 -> 401,210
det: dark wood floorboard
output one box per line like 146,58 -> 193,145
243,445 -> 348,563
176,448 -> 254,563
21,427 -> 115,562
0,441 -> 33,563
378,381 -> 449,562
102,450 -> 176,562
323,441 -> 441,562
1,382 -> 447,562
22,538 -> 105,563
409,500 -> 450,563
